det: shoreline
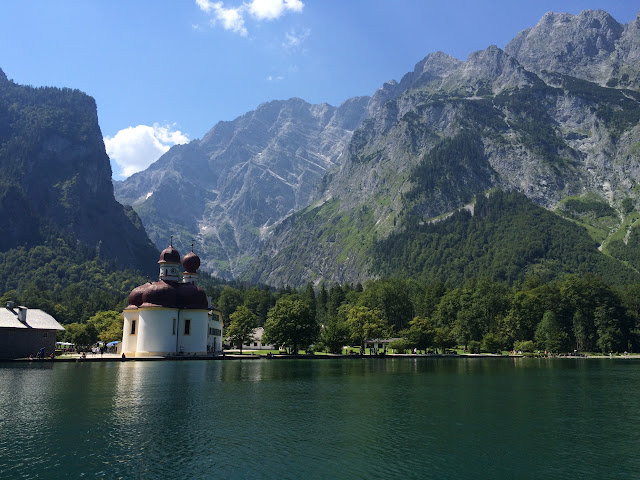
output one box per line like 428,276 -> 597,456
5,352 -> 640,363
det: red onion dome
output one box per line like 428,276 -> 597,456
177,283 -> 209,309
127,283 -> 148,308
158,245 -> 181,264
140,280 -> 179,308
182,251 -> 201,273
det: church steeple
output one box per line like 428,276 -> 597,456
182,243 -> 201,285
158,236 -> 181,282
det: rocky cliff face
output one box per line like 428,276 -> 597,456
0,70 -> 158,275
114,9 -> 640,287
244,10 -> 640,286
505,9 -> 640,89
114,97 -> 369,278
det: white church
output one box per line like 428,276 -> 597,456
121,242 -> 223,357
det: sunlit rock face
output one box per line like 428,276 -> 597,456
118,9 -> 640,287
114,96 -> 369,279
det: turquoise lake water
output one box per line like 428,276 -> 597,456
0,357 -> 638,479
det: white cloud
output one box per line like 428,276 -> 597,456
282,28 -> 309,51
196,0 -> 246,35
196,0 -> 303,35
248,0 -> 303,20
105,124 -> 189,178
266,75 -> 285,82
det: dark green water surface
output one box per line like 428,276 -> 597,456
1,358 -> 638,479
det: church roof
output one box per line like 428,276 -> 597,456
127,280 -> 209,310
158,245 -> 181,264
182,251 -> 201,273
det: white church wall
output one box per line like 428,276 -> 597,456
177,310 -> 208,355
121,310 -> 138,356
136,308 -> 179,356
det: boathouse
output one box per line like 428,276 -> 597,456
0,302 -> 65,359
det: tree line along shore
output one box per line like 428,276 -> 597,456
20,273 -> 634,358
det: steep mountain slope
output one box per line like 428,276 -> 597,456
373,191 -> 640,286
114,97 -> 369,278
245,10 -> 640,287
112,8 -> 640,288
505,9 -> 640,89
0,69 -> 158,276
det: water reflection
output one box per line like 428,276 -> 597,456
0,358 -> 639,479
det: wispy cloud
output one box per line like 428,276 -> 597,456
196,0 -> 304,36
248,0 -> 303,20
105,124 -> 189,179
282,28 -> 310,52
266,75 -> 285,82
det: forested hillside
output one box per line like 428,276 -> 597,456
0,235 -> 146,324
0,68 -> 158,274
375,191 -> 640,286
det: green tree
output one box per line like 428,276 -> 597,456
263,296 -> 318,354
416,281 -> 446,318
481,332 -> 505,354
87,310 -> 122,342
327,284 -> 346,319
317,283 -> 328,315
343,305 -> 387,353
301,282 -> 317,322
101,317 -> 124,343
513,340 -> 535,352
243,287 -> 263,316
594,305 -> 624,353
0,290 -> 17,305
405,316 -> 436,353
218,286 -> 244,323
535,311 -> 570,353
227,306 -> 258,354
359,279 -> 414,333
65,322 -> 98,348
432,326 -> 456,354
318,317 -> 350,354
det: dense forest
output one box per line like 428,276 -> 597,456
3,190 -> 640,355
220,272 -> 640,355
375,191 -> 640,286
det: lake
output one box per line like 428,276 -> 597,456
0,357 -> 638,479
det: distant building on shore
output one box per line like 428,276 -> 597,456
240,327 -> 276,351
0,303 -> 65,359
121,242 -> 223,357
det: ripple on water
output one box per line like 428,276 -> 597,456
1,359 -> 640,479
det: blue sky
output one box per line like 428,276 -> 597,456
1,1 -> 638,180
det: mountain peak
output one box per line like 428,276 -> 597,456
369,51 -> 463,110
504,8 -> 637,88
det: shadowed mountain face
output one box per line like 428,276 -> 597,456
0,70 -> 158,276
118,9 -> 640,287
114,96 -> 369,278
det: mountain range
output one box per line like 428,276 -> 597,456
2,9 -> 640,293
112,8 -> 640,287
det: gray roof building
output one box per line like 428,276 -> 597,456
0,302 -> 64,359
